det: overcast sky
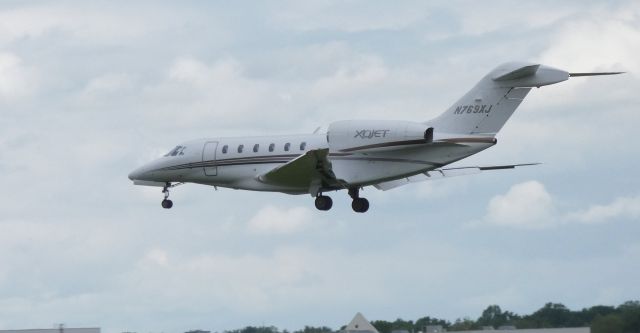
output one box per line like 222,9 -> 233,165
1,1 -> 639,332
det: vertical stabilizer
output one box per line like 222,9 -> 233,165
427,62 -> 569,135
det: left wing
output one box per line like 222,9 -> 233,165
257,148 -> 344,195
374,163 -> 539,191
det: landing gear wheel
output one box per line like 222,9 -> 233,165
161,199 -> 173,209
315,195 -> 333,211
348,187 -> 369,213
351,197 -> 369,213
161,182 -> 174,209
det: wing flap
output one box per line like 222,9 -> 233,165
374,163 -> 540,191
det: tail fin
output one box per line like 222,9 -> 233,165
427,62 -> 569,135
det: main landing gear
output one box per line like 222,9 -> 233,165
315,195 -> 333,211
160,182 -> 184,209
314,188 -> 369,213
349,187 -> 369,213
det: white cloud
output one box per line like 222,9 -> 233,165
484,180 -> 556,229
144,248 -> 169,266
272,1 -> 429,33
247,205 -> 315,234
0,4 -> 189,45
482,181 -> 640,228
567,195 -> 640,224
311,55 -> 388,99
81,73 -> 134,97
0,52 -> 37,101
539,10 -> 640,73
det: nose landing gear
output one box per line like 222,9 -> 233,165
160,182 -> 184,209
161,183 -> 173,209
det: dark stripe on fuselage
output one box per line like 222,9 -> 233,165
339,139 -> 428,152
337,137 -> 495,153
152,154 -> 443,173
157,154 -> 301,171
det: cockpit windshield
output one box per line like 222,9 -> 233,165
164,145 -> 186,157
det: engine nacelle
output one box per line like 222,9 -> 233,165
327,120 -> 433,153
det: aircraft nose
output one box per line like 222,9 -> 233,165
128,167 -> 144,181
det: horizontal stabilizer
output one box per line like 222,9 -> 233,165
492,64 -> 540,81
569,72 -> 625,77
374,163 -> 540,191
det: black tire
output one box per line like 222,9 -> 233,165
161,199 -> 173,209
352,198 -> 369,213
323,196 -> 333,211
314,196 -> 333,211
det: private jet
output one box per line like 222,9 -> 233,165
129,62 -> 621,212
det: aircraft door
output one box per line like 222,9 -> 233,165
202,141 -> 218,176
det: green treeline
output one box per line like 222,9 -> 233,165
370,301 -> 640,332
221,301 -> 640,333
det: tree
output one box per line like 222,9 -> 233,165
414,316 -> 450,331
618,300 -> 640,333
592,314 -> 624,333
573,305 -> 616,327
449,317 -> 478,331
371,320 -> 392,333
478,305 -> 506,328
293,326 -> 333,333
526,302 -> 571,328
391,319 -> 413,332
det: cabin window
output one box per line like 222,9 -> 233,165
269,143 -> 275,152
222,145 -> 228,154
300,142 -> 306,150
284,142 -> 290,151
238,144 -> 244,153
253,144 -> 259,152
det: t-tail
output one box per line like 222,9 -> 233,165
427,62 -> 623,136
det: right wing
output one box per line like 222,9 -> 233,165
257,148 -> 346,195
374,163 -> 540,191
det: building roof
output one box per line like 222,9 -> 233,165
345,313 -> 380,333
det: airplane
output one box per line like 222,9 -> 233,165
128,62 -> 621,213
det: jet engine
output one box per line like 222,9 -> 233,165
327,120 -> 433,153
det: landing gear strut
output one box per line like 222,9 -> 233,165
349,187 -> 369,213
315,194 -> 333,211
161,183 -> 173,209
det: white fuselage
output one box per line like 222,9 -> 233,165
129,62 -> 618,211
128,132 -> 494,195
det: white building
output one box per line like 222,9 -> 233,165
344,313 -> 380,333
